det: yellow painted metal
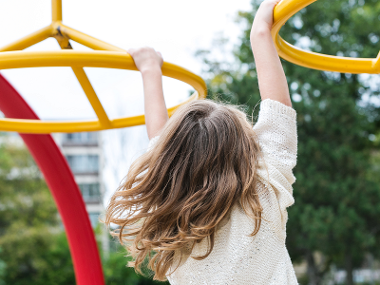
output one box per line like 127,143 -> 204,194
54,34 -> 112,128
52,0 -> 63,22
59,24 -> 125,52
71,67 -> 112,128
272,0 -> 380,74
0,51 -> 207,94
0,51 -> 207,133
0,93 -> 200,133
0,25 -> 53,52
0,0 -> 207,133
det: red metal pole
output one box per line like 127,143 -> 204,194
0,73 -> 105,285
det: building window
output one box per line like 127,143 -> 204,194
62,132 -> 98,146
78,183 -> 101,203
89,212 -> 100,227
66,155 -> 99,174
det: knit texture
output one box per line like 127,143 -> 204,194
147,99 -> 298,285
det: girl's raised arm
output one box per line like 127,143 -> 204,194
128,47 -> 169,140
250,0 -> 292,107
250,1 -> 297,199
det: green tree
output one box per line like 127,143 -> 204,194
103,240 -> 170,285
0,136 -> 75,285
0,134 -> 167,284
196,1 -> 380,284
0,248 -> 6,285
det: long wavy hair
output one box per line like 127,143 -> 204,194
105,99 -> 264,281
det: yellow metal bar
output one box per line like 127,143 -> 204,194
0,51 -> 208,94
0,51 -> 207,133
275,37 -> 375,73
54,36 -> 112,127
52,0 -> 63,22
0,0 -> 208,134
271,0 -> 380,74
0,50 -> 135,69
71,67 -> 112,128
54,28 -> 72,50
0,118 -> 102,133
59,24 -> 125,52
373,51 -> 380,72
0,92 -> 200,134
0,25 -> 53,52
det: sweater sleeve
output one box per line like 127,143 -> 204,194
253,99 -> 298,208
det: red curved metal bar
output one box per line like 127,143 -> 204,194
0,73 -> 105,285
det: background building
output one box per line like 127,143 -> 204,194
53,131 -> 109,254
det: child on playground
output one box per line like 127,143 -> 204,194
105,0 -> 298,284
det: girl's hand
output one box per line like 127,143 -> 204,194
251,0 -> 281,36
128,47 -> 163,74
127,47 -> 168,139
249,0 -> 292,107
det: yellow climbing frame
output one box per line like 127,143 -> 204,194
272,0 -> 380,74
0,0 -> 207,134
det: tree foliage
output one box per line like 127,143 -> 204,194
0,136 -> 75,284
103,241 -> 169,285
0,248 -> 6,285
197,0 -> 380,284
0,135 -> 167,284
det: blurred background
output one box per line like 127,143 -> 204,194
0,0 -> 380,284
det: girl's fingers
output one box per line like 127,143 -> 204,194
156,51 -> 163,62
127,48 -> 136,55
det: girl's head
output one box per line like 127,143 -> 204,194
105,99 -> 263,281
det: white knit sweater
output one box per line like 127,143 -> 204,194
147,99 -> 298,285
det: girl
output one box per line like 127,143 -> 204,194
105,0 -> 298,284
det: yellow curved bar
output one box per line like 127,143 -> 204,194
0,51 -> 207,133
272,0 -> 380,74
0,92 -> 200,133
0,51 -> 206,92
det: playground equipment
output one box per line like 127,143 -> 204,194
0,1 -> 207,134
1,0 -> 375,284
272,0 -> 380,74
0,74 -> 103,285
0,1 -> 207,285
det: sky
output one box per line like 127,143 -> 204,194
0,0 -> 253,204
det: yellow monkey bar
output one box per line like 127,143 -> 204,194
272,0 -> 380,74
0,0 -> 207,134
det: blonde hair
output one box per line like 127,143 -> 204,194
105,99 -> 263,281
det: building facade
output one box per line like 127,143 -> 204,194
53,131 -> 109,254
